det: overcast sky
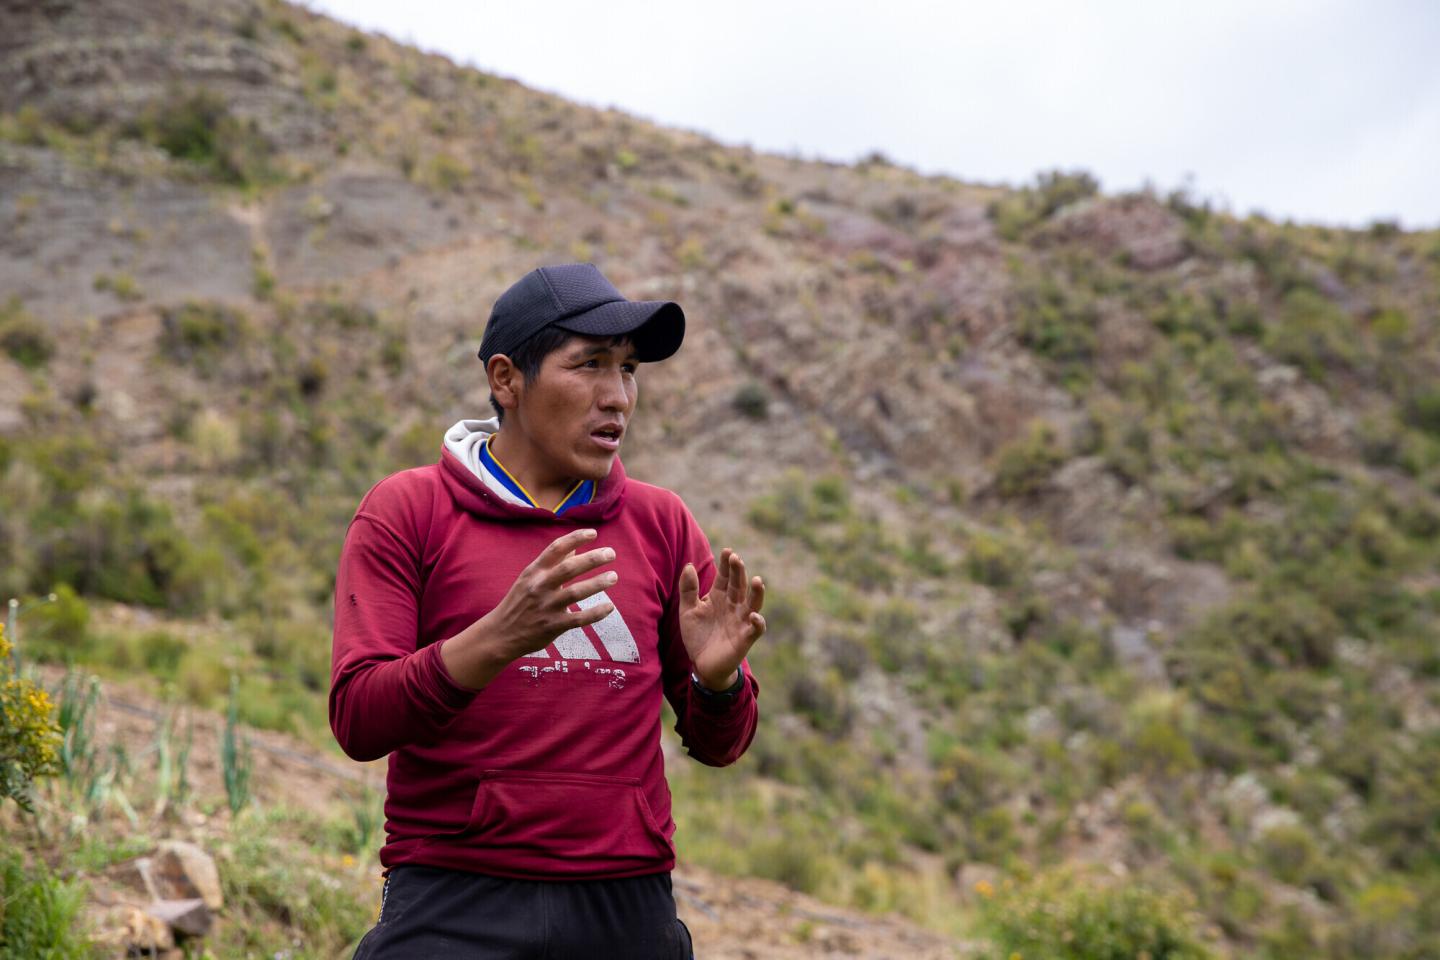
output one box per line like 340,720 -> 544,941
310,0 -> 1440,229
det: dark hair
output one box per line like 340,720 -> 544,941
488,328 -> 632,423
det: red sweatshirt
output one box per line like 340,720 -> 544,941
329,446 -> 759,880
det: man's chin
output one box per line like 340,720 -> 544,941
574,450 -> 618,481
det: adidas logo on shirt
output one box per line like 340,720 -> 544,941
517,591 -> 636,690
522,591 -> 638,663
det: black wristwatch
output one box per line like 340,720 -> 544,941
691,662 -> 746,699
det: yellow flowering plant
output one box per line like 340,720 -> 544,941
0,624 -> 62,811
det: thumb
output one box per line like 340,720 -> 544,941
678,563 -> 700,610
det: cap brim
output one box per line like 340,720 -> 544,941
553,300 -> 685,362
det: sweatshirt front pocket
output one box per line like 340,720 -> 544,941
465,769 -> 673,866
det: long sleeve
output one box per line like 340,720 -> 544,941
660,503 -> 760,767
329,511 -> 478,762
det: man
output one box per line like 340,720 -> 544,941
331,263 -> 765,958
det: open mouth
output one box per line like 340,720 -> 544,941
590,426 -> 623,450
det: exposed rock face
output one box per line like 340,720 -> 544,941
0,0 -> 322,149
265,175 -> 474,286
1039,194 -> 1189,270
0,159 -> 256,319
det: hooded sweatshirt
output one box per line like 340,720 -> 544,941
330,419 -> 759,880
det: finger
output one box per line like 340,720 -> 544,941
546,545 -> 616,586
748,611 -> 766,641
711,548 -> 732,599
557,570 -> 618,607
566,600 -> 614,629
727,552 -> 747,605
678,563 -> 700,610
747,576 -> 765,615
533,528 -> 598,568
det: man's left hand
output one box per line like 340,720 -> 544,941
678,548 -> 766,691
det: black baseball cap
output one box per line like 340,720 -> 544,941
478,263 -> 685,365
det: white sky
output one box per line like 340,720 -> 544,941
309,0 -> 1440,229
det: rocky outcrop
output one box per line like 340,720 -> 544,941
0,0 -> 323,149
1039,194 -> 1189,270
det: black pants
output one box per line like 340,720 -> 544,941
352,865 -> 694,959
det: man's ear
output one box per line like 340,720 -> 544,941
487,355 -> 522,415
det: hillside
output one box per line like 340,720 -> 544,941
2,0 -> 1439,956
1,660 -> 958,957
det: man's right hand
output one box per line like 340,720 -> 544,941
439,528 -> 616,690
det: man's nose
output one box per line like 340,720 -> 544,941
596,369 -> 631,411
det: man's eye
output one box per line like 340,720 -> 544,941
622,363 -> 637,374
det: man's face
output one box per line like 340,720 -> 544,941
513,334 -> 638,481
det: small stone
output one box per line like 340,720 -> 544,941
117,905 -> 175,952
153,840 -> 224,910
147,897 -> 213,939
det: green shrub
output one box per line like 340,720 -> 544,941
1341,881 -> 1426,958
1125,692 -> 1200,779
177,645 -> 231,707
0,625 -> 62,811
1365,730 -> 1440,871
787,669 -> 852,737
38,489 -> 197,610
742,808 -> 837,895
993,421 -> 1065,497
818,516 -> 895,589
1152,291 -> 1224,345
900,529 -> 948,576
980,869 -> 1213,960
159,301 -> 249,374
1256,822 -> 1319,886
989,169 -> 1100,240
416,152 -> 470,193
136,89 -> 276,186
866,599 -> 922,672
731,381 -> 770,420
1404,385 -> 1440,438
92,272 -> 143,302
746,483 -> 803,537
746,473 -> 854,540
138,630 -> 187,677
809,475 -> 851,521
1011,266 -> 1099,390
1370,306 -> 1411,345
934,742 -> 999,817
1263,288 -> 1362,382
0,298 -> 53,370
16,585 -> 90,662
305,298 -> 378,331
0,853 -> 91,959
380,327 -> 409,376
965,531 -> 1025,588
967,806 -> 1019,864
251,253 -> 276,300
1193,589 -> 1341,671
